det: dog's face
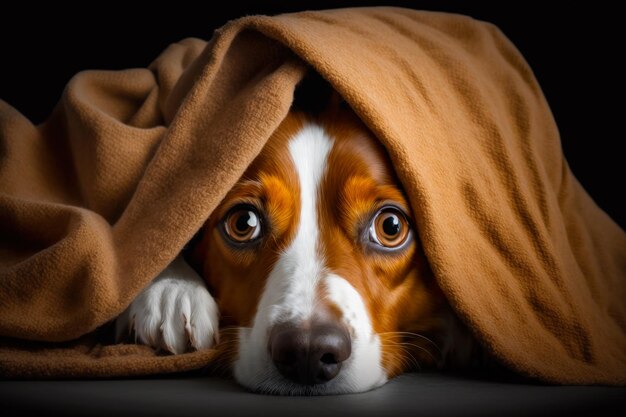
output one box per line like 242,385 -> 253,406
192,102 -> 454,394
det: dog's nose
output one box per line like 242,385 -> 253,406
269,323 -> 351,385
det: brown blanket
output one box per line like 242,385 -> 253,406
1,8 -> 625,383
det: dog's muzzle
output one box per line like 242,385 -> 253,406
269,321 -> 351,385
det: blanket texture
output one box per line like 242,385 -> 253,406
1,7 -> 624,383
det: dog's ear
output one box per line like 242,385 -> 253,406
291,70 -> 334,115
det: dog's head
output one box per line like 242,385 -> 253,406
191,80 -> 466,394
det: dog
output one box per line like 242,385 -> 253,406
115,76 -> 477,395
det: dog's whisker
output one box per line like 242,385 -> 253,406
378,331 -> 442,354
381,338 -> 438,367
395,342 -> 438,363
383,344 -> 421,371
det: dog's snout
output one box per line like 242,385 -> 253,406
269,323 -> 351,385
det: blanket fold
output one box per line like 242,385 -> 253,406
1,7 -> 624,384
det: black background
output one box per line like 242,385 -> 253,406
1,1 -> 623,228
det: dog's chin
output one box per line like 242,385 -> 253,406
237,377 -> 387,396
234,366 -> 388,396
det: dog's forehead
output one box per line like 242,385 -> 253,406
244,111 -> 396,190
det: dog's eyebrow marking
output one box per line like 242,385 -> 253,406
343,177 -> 410,205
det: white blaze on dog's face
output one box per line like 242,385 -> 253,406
192,105 -> 451,395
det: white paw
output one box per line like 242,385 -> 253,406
116,256 -> 219,354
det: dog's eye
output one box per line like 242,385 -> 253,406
224,206 -> 262,243
369,207 -> 410,248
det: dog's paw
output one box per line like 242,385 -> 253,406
115,256 -> 219,354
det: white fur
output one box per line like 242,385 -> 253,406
234,124 -> 385,394
115,255 -> 219,354
324,275 -> 387,391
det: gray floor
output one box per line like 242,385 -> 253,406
1,372 -> 624,417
